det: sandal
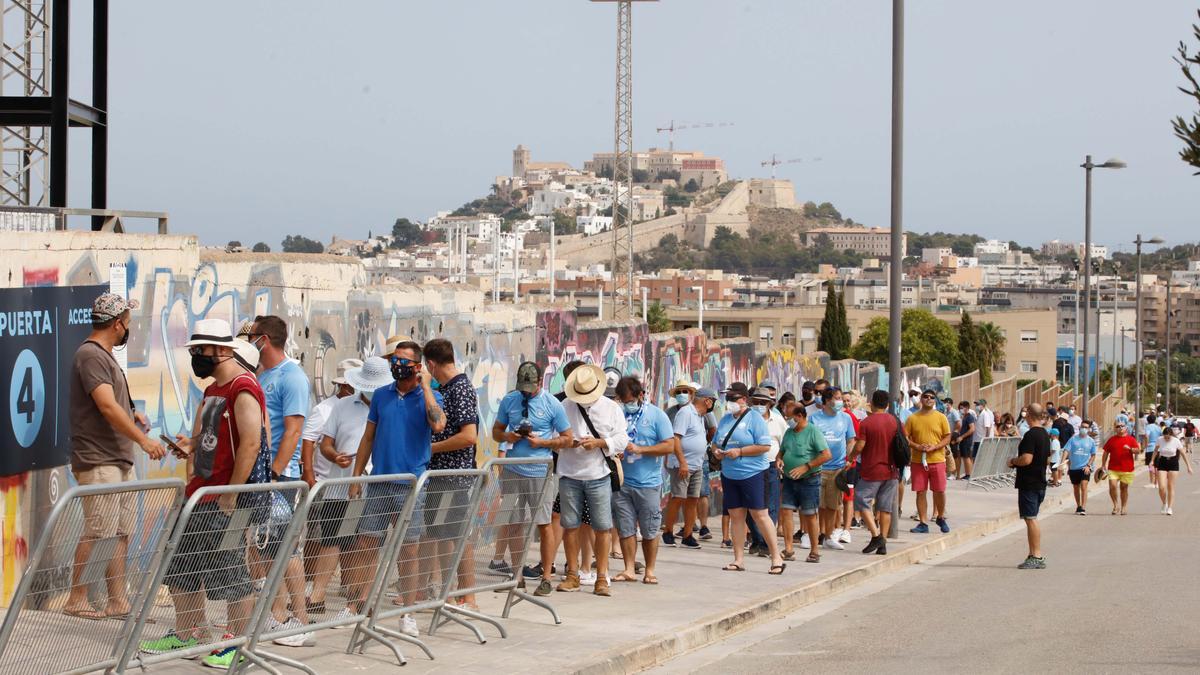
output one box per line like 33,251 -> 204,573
610,551 -> 624,560
781,550 -> 796,561
64,607 -> 107,621
805,552 -> 820,563
611,572 -> 638,582
768,563 -> 787,575
722,563 -> 745,572
642,575 -> 659,585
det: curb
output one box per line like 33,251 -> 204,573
568,477 -> 1115,675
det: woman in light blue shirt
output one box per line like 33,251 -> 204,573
714,389 -> 784,575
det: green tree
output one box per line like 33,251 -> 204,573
552,210 -> 578,235
281,235 -> 324,254
227,240 -> 243,248
978,321 -> 1007,379
645,300 -> 671,332
684,178 -> 700,193
252,242 -> 271,253
389,218 -> 423,249
851,309 -> 959,368
955,310 -> 991,385
632,168 -> 651,183
815,202 -> 842,220
1173,9 -> 1200,174
818,279 -> 850,359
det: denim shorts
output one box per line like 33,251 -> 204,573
721,470 -> 767,511
781,474 -> 820,515
559,476 -> 613,531
1018,488 -> 1045,519
357,481 -> 424,542
612,484 -> 663,539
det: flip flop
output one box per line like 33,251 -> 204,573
782,550 -> 796,561
641,576 -> 659,585
609,551 -> 624,560
768,563 -> 787,575
611,572 -> 638,582
721,563 -> 745,572
64,608 -> 107,621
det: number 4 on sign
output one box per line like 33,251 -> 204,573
17,366 -> 35,423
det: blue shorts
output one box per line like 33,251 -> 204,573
781,475 -> 821,515
1018,488 -> 1046,519
357,481 -> 424,542
559,476 -> 613,531
700,470 -> 713,498
721,470 -> 767,511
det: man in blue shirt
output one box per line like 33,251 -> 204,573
349,338 -> 446,638
808,386 -> 856,551
490,361 -> 572,595
663,387 -> 716,549
1064,420 -> 1097,514
612,376 -> 679,584
249,315 -> 311,480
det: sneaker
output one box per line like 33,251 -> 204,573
721,539 -> 733,549
748,544 -> 767,558
593,576 -> 612,597
331,607 -> 356,627
822,536 -> 844,551
522,563 -> 543,579
140,630 -> 199,655
488,560 -> 514,578
680,535 -> 701,549
1017,556 -> 1046,570
1079,508 -> 1086,516
534,579 -> 553,596
399,614 -> 419,638
861,535 -> 884,555
850,518 -> 863,529
1075,506 -> 1084,514
910,522 -> 929,534
698,526 -> 713,541
792,528 -> 805,543
935,517 -> 950,534
273,630 -> 315,647
831,528 -> 844,544
661,531 -> 677,547
1167,507 -> 1174,516
202,645 -> 243,669
579,570 -> 598,586
1160,504 -> 1168,515
557,572 -> 581,592
799,533 -> 811,549
264,615 -> 289,632
838,529 -> 852,544
961,474 -> 970,480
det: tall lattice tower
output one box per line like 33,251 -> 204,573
1,0 -> 50,205
593,0 -> 656,320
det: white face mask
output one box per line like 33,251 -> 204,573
725,401 -> 742,416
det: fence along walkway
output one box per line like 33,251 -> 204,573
966,437 -> 1022,490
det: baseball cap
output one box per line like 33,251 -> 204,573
91,292 -> 138,322
695,387 -> 718,400
759,380 -> 778,391
976,398 -> 987,405
516,361 -> 541,394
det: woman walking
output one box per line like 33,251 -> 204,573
778,406 -> 830,563
714,388 -> 785,574
1150,425 -> 1193,515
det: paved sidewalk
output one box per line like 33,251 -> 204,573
146,477 -> 1087,674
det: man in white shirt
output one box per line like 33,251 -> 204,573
556,364 -> 629,598
307,358 -> 388,617
300,358 -> 362,487
969,398 -> 995,479
1067,406 -> 1082,435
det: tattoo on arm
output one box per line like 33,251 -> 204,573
428,404 -> 445,425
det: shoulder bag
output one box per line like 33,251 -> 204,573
576,402 -> 623,492
708,410 -> 753,473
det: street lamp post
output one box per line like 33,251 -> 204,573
1110,262 -> 1121,395
1092,259 -> 1102,399
1080,155 -> 1126,421
1166,280 -> 1174,414
1133,234 -> 1162,439
1073,258 -> 1081,392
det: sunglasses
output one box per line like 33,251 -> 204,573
921,394 -> 935,400
390,357 -> 416,366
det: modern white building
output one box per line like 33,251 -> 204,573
577,215 -> 614,236
426,213 -> 501,241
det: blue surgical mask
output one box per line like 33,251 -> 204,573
674,393 -> 691,406
752,405 -> 767,414
430,377 -> 441,391
833,400 -> 845,412
623,402 -> 641,415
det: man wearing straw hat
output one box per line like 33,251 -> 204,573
556,364 -> 629,597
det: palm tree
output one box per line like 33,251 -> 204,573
978,322 -> 1006,371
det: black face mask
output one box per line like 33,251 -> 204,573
116,320 -> 130,348
391,361 -> 415,382
191,354 -> 222,379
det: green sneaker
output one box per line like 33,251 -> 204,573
202,646 -> 244,669
140,631 -> 199,655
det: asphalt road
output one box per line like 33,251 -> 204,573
666,478 -> 1200,674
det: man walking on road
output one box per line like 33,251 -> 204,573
847,390 -> 900,555
1009,404 -> 1051,569
1064,419 -> 1097,514
906,390 -> 952,534
1103,420 -> 1141,515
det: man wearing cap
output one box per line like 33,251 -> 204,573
348,338 -> 446,638
907,389 -> 953,534
663,386 -> 717,549
247,315 -> 311,481
492,361 -> 572,596
300,358 -> 362,488
809,386 -> 856,549
139,320 -> 268,663
307,357 -> 388,620
558,364 -> 629,597
64,293 -> 165,621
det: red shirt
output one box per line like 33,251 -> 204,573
857,412 -> 901,481
187,372 -> 265,500
1103,434 -> 1140,473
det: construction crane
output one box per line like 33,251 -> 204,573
761,154 -> 822,179
656,120 -> 734,151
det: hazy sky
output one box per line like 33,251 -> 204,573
62,1 -> 1200,252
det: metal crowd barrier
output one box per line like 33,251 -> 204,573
348,469 -> 488,664
115,480 -> 310,674
442,456 -> 560,635
0,479 -> 185,675
966,437 -> 1022,490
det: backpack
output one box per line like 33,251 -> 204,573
890,413 -> 911,470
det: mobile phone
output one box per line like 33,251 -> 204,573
160,434 -> 188,458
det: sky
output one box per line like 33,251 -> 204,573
57,1 -> 1200,253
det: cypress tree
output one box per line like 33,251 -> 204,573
956,310 -> 992,385
818,279 -> 838,356
832,285 -> 851,359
